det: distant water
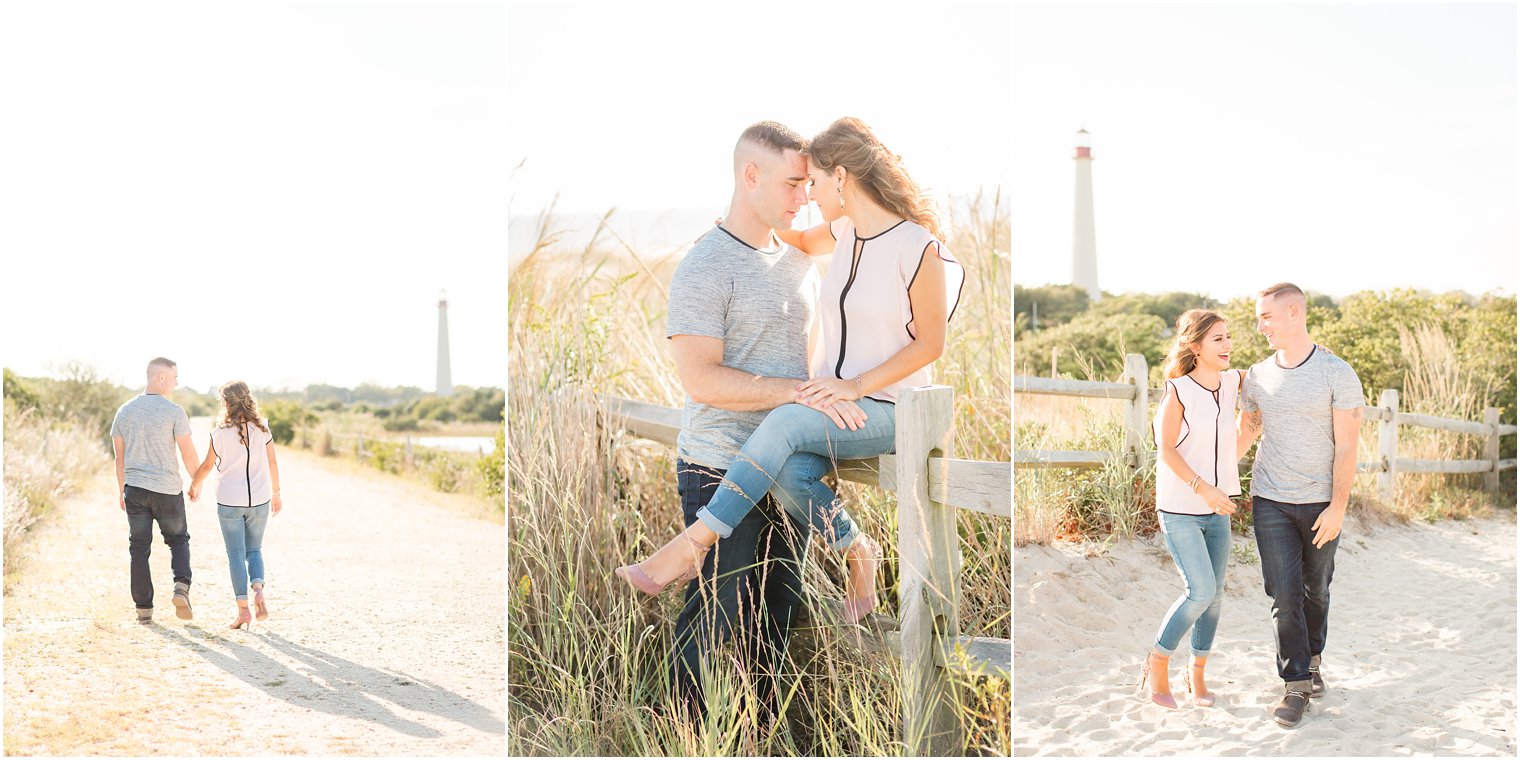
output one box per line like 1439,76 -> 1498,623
415,436 -> 496,454
509,205 -> 830,263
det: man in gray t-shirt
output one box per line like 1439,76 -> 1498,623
657,120 -> 859,724
110,357 -> 201,623
666,225 -> 818,468
1239,283 -> 1364,729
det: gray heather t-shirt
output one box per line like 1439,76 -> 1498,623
110,393 -> 192,495
666,226 -> 818,469
1242,346 -> 1364,504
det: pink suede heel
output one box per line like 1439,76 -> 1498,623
1139,652 -> 1179,710
614,563 -> 701,596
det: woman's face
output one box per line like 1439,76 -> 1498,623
806,159 -> 845,224
1193,320 -> 1233,371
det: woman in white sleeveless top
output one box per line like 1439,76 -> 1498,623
189,381 -> 283,630
1141,309 -> 1251,709
617,117 -> 965,623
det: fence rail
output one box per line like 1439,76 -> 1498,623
1016,354 -> 1517,504
601,386 -> 1009,757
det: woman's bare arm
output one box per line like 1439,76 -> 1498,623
188,437 -> 217,501
777,222 -> 835,256
266,441 -> 283,514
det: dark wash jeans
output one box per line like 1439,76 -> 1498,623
1253,495 -> 1338,683
669,458 -> 805,724
125,484 -> 192,609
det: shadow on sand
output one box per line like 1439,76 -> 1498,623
148,624 -> 504,739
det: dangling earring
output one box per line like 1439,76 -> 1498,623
837,186 -> 846,211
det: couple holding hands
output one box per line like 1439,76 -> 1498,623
112,357 -> 284,630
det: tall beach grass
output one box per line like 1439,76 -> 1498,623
508,194 -> 1010,755
3,401 -> 110,575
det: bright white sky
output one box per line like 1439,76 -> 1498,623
0,1 -> 507,392
508,2 -> 1012,250
1012,3 -> 1519,301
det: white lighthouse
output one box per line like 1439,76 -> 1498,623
1071,128 -> 1101,302
436,290 -> 453,397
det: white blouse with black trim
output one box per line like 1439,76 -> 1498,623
811,217 -> 966,403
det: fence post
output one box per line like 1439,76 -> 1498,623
894,385 -> 960,756
1121,354 -> 1150,469
1378,389 -> 1399,505
1485,407 -> 1501,494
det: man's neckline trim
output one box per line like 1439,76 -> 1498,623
1275,344 -> 1318,370
715,224 -> 782,253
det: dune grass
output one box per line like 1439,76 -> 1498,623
507,194 -> 1010,756
3,400 -> 110,577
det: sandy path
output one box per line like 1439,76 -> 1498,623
3,424 -> 504,756
1014,515 -> 1517,756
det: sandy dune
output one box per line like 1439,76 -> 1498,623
1014,515 -> 1516,756
3,430 -> 504,756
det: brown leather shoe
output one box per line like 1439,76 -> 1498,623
172,581 -> 193,620
1309,655 -> 1326,698
1273,680 -> 1313,728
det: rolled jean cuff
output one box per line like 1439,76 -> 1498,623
1152,641 -> 1178,657
694,507 -> 736,538
1191,646 -> 1212,659
827,521 -> 861,552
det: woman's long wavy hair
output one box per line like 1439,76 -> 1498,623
806,117 -> 944,241
1163,309 -> 1228,379
219,381 -> 269,446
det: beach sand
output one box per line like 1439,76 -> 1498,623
1014,514 -> 1516,756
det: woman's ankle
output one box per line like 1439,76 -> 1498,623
844,532 -> 878,557
683,521 -> 720,549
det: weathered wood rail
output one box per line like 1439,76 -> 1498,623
601,386 -> 1010,756
1015,354 -> 1518,504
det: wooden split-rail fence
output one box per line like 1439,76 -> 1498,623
601,385 -> 1009,757
1014,353 -> 1518,503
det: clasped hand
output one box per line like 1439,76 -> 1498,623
1198,484 -> 1237,516
797,377 -> 860,407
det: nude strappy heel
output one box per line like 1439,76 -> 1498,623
1138,651 -> 1179,710
1187,659 -> 1216,707
614,533 -> 711,597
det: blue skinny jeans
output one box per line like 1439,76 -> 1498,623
696,399 -> 897,551
1153,511 -> 1231,658
217,502 -> 270,600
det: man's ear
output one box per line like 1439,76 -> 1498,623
742,161 -> 759,189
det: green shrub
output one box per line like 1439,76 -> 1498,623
382,416 -> 420,432
480,424 -> 505,502
3,368 -> 40,411
423,452 -> 467,492
363,439 -> 405,474
264,399 -> 317,444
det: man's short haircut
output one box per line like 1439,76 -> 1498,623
147,357 -> 177,374
1258,282 -> 1306,302
736,120 -> 807,157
